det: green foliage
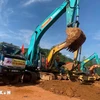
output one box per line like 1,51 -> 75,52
39,47 -> 50,57
82,56 -> 86,61
24,47 -> 73,63
57,52 -> 73,62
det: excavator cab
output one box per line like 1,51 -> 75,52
38,53 -> 47,71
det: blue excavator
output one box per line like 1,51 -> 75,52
63,53 -> 100,83
0,0 -> 86,84
77,53 -> 100,83
80,53 -> 100,72
25,0 -> 86,68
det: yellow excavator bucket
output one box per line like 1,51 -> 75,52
65,27 -> 86,52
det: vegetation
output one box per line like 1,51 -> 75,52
40,47 -> 73,63
23,47 -> 100,69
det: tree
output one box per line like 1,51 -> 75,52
82,56 -> 86,61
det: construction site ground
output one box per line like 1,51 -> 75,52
0,80 -> 100,100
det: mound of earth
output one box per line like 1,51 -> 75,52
39,80 -> 100,100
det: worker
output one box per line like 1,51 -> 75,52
55,55 -> 65,68
54,55 -> 60,69
55,55 -> 60,62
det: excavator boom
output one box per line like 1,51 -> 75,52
26,0 -> 86,67
47,41 -> 67,67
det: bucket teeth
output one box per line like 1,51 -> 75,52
66,27 -> 86,52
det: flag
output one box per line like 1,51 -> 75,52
21,44 -> 25,54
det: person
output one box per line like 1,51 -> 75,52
55,55 -> 60,62
55,55 -> 65,68
54,55 -> 60,68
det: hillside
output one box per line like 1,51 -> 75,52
40,47 -> 73,63
25,47 -> 73,63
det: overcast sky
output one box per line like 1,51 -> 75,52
0,0 -> 100,60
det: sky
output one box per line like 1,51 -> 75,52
0,0 -> 100,60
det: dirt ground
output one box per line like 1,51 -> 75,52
39,80 -> 100,100
0,83 -> 79,100
0,80 -> 100,100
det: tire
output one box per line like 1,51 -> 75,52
10,75 -> 21,84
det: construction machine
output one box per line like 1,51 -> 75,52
63,53 -> 100,83
25,0 -> 86,67
0,42 -> 25,84
46,41 -> 67,68
25,0 -> 86,80
39,41 -> 71,80
78,53 -> 100,83
80,53 -> 100,72
0,0 -> 86,84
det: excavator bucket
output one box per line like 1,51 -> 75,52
65,27 -> 86,52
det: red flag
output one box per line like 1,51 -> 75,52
21,44 -> 25,54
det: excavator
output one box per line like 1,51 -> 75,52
25,0 -> 86,67
63,53 -> 100,83
77,53 -> 100,83
0,0 -> 86,84
80,53 -> 100,72
38,41 -> 71,80
24,0 -> 86,81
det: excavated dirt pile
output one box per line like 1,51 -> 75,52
39,80 -> 100,100
66,28 -> 86,52
0,81 -> 100,100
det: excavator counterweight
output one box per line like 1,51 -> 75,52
66,27 -> 86,52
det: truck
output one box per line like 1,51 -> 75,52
0,0 -> 86,84
0,42 -> 25,84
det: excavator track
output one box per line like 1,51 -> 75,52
39,72 -> 55,80
22,72 -> 38,83
66,27 -> 86,52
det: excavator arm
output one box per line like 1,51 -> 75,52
80,53 -> 100,72
47,41 -> 67,67
26,0 -> 86,67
